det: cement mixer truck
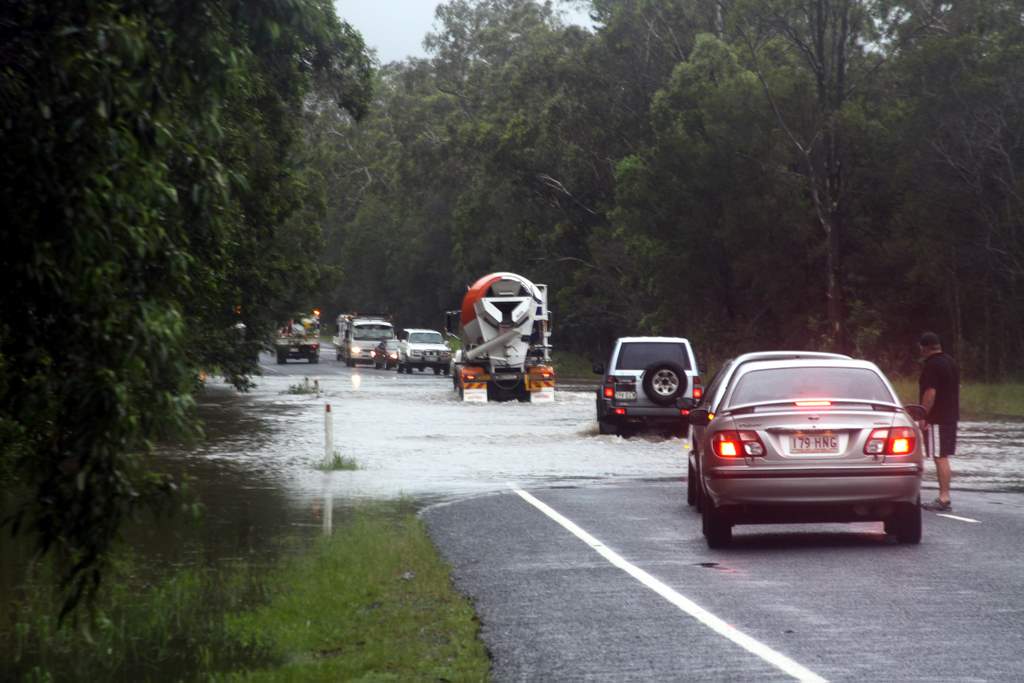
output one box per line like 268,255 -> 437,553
446,272 -> 555,403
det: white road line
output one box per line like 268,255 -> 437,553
936,513 -> 981,523
510,486 -> 827,683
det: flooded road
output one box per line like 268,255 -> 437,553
155,347 -> 1024,547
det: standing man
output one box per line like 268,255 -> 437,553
918,332 -> 959,511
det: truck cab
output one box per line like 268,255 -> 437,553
339,317 -> 394,367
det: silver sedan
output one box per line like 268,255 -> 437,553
689,358 -> 925,547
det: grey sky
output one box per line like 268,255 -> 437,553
335,1 -> 592,64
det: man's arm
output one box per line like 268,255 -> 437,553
920,387 -> 936,424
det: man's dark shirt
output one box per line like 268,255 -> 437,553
919,352 -> 960,424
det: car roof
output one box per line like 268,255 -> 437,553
734,358 -> 882,372
730,350 -> 850,363
615,336 -> 691,344
725,358 -> 898,403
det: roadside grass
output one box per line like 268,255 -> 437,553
224,502 -> 489,681
890,378 -> 1024,419
314,451 -> 359,471
2,502 -> 489,682
551,350 -> 596,380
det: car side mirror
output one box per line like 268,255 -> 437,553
688,408 -> 711,426
592,362 -> 605,375
904,404 -> 927,421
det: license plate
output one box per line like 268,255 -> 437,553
790,435 -> 839,453
615,390 -> 637,401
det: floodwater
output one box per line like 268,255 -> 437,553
151,349 -> 1024,554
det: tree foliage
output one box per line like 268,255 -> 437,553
318,0 -> 1024,375
0,0 -> 371,616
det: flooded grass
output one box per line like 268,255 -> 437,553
2,502 -> 489,682
551,350 -> 596,380
314,451 -> 360,471
890,379 -> 1024,419
283,377 -> 322,395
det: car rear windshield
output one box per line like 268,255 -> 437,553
728,367 -> 894,406
354,324 -> 393,340
409,332 -> 443,344
615,342 -> 691,371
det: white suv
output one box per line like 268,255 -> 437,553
593,337 -> 701,436
397,328 -> 451,375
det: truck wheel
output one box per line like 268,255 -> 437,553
443,367 -> 450,376
433,367 -> 441,375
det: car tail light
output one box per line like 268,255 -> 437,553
679,409 -> 690,416
865,427 -> 916,455
712,430 -> 765,458
613,407 -> 626,416
796,400 -> 831,407
603,386 -> 614,398
692,375 -> 703,400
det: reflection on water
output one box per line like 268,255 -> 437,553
149,355 -> 1024,562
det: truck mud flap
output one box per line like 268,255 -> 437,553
462,383 -> 488,403
530,386 -> 555,403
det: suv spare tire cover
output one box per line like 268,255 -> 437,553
641,362 -> 688,406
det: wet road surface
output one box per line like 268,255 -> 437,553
160,345 -> 1024,679
424,483 -> 1024,681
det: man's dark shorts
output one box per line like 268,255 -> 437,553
925,423 -> 957,457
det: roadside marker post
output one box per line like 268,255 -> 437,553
323,403 -> 333,535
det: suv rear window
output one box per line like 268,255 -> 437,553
728,367 -> 893,406
615,342 -> 691,371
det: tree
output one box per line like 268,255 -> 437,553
0,0 -> 371,617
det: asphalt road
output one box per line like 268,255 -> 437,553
424,483 -> 1024,682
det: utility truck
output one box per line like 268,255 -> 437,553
446,272 -> 555,402
275,314 -> 320,364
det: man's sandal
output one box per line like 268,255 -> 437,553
921,498 -> 952,512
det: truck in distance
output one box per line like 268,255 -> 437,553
446,272 -> 555,402
334,314 -> 394,366
275,314 -> 320,364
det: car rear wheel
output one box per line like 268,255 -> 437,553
702,502 -> 732,548
890,500 -> 922,544
598,419 -> 619,436
686,464 -> 696,506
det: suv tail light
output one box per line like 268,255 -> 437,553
692,375 -> 703,400
865,427 -> 916,455
603,386 -> 614,398
712,430 -> 765,458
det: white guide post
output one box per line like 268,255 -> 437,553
323,403 -> 333,535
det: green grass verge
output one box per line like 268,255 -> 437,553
3,502 -> 489,682
889,378 -> 1024,419
551,350 -> 596,381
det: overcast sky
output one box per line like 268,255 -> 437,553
335,1 -> 592,64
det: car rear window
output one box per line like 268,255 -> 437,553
728,367 -> 894,406
615,342 -> 691,371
